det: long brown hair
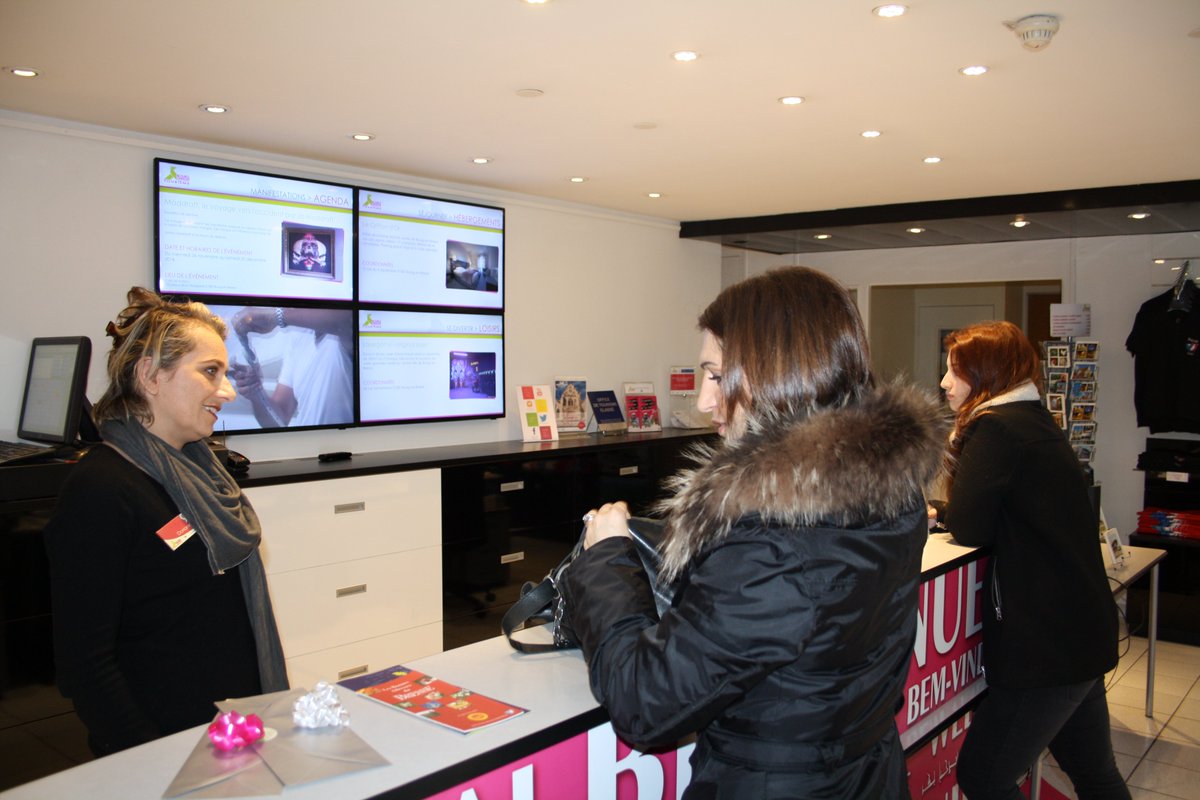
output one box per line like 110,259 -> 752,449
92,287 -> 227,425
942,320 -> 1043,482
698,266 -> 873,426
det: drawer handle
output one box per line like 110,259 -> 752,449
336,583 -> 367,598
500,481 -> 525,492
334,501 -> 366,514
500,551 -> 525,565
338,665 -> 368,679
619,466 -> 639,476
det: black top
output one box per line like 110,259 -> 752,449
1125,284 -> 1200,434
946,402 -> 1118,689
43,445 -> 262,755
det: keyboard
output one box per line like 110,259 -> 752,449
0,439 -> 53,466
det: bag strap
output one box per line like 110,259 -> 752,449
500,578 -> 561,653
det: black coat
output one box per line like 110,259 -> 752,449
561,383 -> 948,799
945,401 -> 1119,688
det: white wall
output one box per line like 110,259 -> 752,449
0,112 -> 721,462
740,234 -> 1200,543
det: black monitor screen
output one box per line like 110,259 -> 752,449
18,336 -> 91,446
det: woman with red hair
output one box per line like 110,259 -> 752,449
940,321 -> 1129,799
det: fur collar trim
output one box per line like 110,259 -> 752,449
655,381 -> 949,581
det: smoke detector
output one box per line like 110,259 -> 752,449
1004,14 -> 1061,51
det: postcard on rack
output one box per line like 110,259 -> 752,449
553,376 -> 589,436
338,665 -> 527,735
1043,342 -> 1071,369
623,382 -> 662,433
1072,339 -> 1099,363
515,384 -> 559,442
1046,370 -> 1069,395
1071,402 -> 1097,422
1069,380 -> 1097,403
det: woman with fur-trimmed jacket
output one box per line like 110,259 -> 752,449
559,267 -> 948,799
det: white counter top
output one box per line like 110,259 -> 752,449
1,533 -> 982,800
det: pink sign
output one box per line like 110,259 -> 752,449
896,556 -> 988,749
425,722 -> 694,800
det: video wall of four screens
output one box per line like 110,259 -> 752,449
155,159 -> 505,435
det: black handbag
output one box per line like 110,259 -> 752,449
501,516 -> 673,653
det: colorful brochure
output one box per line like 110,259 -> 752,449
338,665 -> 527,734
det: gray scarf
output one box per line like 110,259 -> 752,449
99,418 -> 289,693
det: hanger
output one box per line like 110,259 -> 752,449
1168,260 -> 1195,313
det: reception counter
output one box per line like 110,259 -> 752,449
1,534 -> 1079,800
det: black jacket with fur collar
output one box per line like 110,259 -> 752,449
561,382 -> 947,799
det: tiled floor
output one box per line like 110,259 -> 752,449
1041,636 -> 1200,799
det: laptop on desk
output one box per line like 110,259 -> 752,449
0,336 -> 95,467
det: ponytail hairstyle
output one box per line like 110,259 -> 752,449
942,320 -> 1043,486
92,287 -> 227,425
698,266 -> 874,429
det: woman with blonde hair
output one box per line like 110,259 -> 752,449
45,287 -> 287,756
940,320 -> 1128,799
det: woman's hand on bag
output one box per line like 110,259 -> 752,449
583,501 -> 632,550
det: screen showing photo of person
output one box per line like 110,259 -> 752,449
156,159 -> 353,302
359,309 -> 504,424
209,303 -> 356,433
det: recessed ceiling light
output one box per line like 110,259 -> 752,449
520,0 -> 551,5
647,192 -> 663,198
814,234 -> 832,240
873,4 -> 907,18
1010,216 -> 1031,228
959,65 -> 989,77
672,50 -> 700,62
907,227 -> 926,234
633,122 -> 658,130
515,88 -> 544,98
199,104 -> 229,114
569,177 -> 587,183
350,133 -> 374,141
861,130 -> 882,138
471,157 -> 492,164
778,96 -> 805,106
8,67 -> 39,78
1128,212 -> 1151,220
1155,259 -> 1167,265
923,156 -> 942,164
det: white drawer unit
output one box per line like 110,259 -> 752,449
244,469 -> 444,675
248,469 -> 441,574
267,547 -> 441,657
282,623 -> 443,689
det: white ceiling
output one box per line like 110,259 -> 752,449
2,0 -> 1198,224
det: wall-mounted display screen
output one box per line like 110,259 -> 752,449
153,158 -> 507,435
358,188 -> 504,310
156,159 -> 354,302
359,309 -> 504,424
208,303 -> 357,434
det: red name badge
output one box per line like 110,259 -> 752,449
156,514 -> 196,551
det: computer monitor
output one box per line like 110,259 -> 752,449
17,336 -> 92,447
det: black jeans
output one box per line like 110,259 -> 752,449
956,677 -> 1131,800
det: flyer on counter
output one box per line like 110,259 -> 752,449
338,665 -> 527,734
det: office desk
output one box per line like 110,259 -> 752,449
1106,544 -> 1167,718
